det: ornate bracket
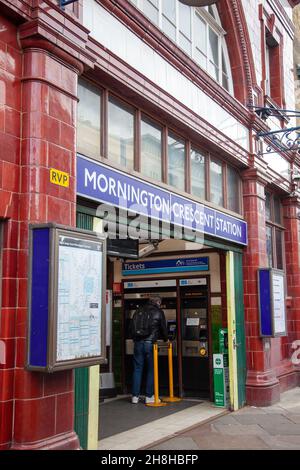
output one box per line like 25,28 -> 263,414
249,106 -> 300,155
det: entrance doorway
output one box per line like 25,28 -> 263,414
75,207 -> 246,449
122,276 -> 211,399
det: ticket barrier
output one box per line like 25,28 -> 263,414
146,342 -> 182,407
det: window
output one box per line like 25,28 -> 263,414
179,2 -> 192,55
265,192 -> 284,270
131,1 -> 233,92
77,80 -> 101,159
168,133 -> 185,191
260,9 -> 284,107
76,81 -> 241,214
227,166 -> 240,213
108,97 -> 135,170
162,0 -> 176,41
141,117 -> 162,181
190,148 -> 205,199
210,158 -> 223,206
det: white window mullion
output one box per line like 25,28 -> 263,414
206,21 -> 209,72
191,7 -> 194,60
218,34 -> 222,85
175,0 -> 179,46
158,0 -> 162,29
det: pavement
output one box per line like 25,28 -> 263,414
149,387 -> 300,450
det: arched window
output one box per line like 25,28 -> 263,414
131,1 -> 233,93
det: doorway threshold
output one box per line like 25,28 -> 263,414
98,397 -> 228,450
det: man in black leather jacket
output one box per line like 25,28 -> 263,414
131,296 -> 168,404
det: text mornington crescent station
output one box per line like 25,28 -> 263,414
77,155 -> 247,246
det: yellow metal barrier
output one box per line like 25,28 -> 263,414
162,342 -> 182,403
146,343 -> 167,407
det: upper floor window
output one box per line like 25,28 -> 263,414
108,96 -> 135,170
168,133 -> 185,191
265,192 -> 284,270
131,0 -> 233,92
77,79 -> 101,159
77,80 -> 242,215
141,116 -> 163,181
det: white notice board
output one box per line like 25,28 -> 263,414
56,235 -> 103,362
272,271 -> 287,336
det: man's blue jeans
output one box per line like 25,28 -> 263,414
132,340 -> 154,398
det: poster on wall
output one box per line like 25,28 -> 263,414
56,235 -> 103,362
258,268 -> 287,337
27,224 -> 107,372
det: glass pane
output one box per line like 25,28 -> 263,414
208,27 -> 219,66
274,196 -> 282,225
179,2 -> 191,39
194,48 -> 207,69
179,33 -> 192,55
162,17 -> 176,41
191,148 -> 205,199
141,118 -> 162,181
210,158 -> 223,206
266,226 -> 273,268
208,6 -> 215,19
227,166 -> 240,213
77,80 -> 101,159
208,61 -> 219,81
194,13 -> 207,55
222,49 -> 228,77
162,0 -> 176,23
142,0 -> 159,25
275,229 -> 283,270
222,73 -> 229,91
168,134 -> 185,191
265,192 -> 271,221
108,97 -> 134,170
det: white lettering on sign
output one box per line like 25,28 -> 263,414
216,217 -> 242,238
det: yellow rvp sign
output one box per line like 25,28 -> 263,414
50,168 -> 69,188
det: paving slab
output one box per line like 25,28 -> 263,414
286,414 -> 300,424
259,422 -> 300,436
260,434 -> 300,450
233,414 -> 292,426
151,437 -> 200,450
214,415 -> 240,425
184,433 -> 270,450
212,423 -> 268,436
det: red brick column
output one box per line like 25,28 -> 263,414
0,14 -> 22,450
10,47 -> 80,450
283,196 -> 300,386
243,170 -> 281,406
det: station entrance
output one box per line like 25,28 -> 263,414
75,206 -> 246,450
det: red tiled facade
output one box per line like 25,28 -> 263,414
0,0 -> 300,450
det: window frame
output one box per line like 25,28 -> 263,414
130,0 -> 233,93
140,113 -> 164,182
265,191 -> 285,271
77,79 -> 242,215
107,94 -> 136,171
77,78 -> 102,161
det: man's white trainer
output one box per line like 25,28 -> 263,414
145,395 -> 161,404
131,396 -> 139,404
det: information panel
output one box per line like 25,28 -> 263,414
27,224 -> 106,372
272,272 -> 286,335
258,268 -> 287,337
57,236 -> 103,362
